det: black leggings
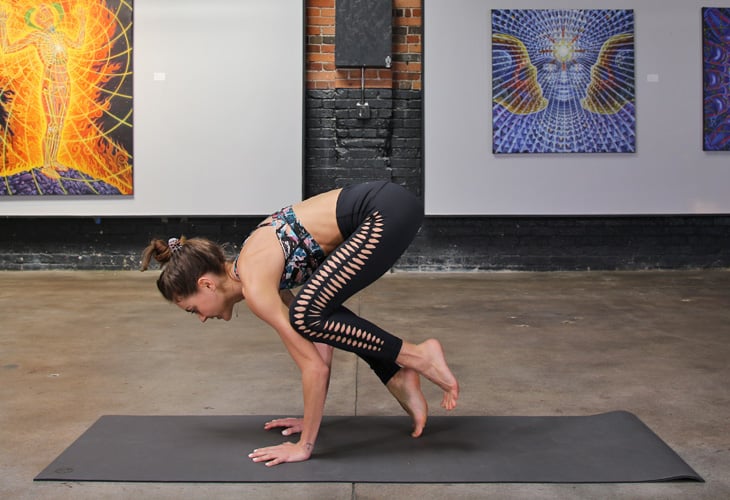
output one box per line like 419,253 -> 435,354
289,181 -> 423,384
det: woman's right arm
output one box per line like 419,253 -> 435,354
264,289 -> 333,437
0,11 -> 34,53
241,251 -> 330,466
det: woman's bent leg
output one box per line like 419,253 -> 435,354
290,183 -> 422,383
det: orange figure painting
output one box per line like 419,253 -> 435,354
0,0 -> 132,195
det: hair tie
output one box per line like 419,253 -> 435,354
168,237 -> 183,254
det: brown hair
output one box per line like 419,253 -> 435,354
140,236 -> 227,301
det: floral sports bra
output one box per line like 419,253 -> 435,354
235,206 -> 326,290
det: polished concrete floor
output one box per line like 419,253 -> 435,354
1,270 -> 728,499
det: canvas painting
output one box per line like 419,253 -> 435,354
703,7 -> 730,152
0,0 -> 132,196
491,9 -> 635,154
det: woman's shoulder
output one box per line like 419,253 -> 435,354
237,230 -> 285,292
241,225 -> 279,256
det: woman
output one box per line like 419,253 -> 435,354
0,4 -> 86,179
141,180 -> 459,467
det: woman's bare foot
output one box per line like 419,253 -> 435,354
386,368 -> 428,437
398,339 -> 460,410
40,165 -> 60,179
51,161 -> 70,172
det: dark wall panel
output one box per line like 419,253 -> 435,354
335,0 -> 392,67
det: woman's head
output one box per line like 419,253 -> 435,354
140,236 -> 227,302
27,3 -> 63,30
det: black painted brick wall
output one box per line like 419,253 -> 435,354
1,215 -> 727,271
0,217 -> 260,270
305,89 -> 422,197
406,216 -> 730,271
1,88 -> 729,271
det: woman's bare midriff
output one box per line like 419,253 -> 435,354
291,188 -> 343,254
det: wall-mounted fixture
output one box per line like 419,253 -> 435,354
335,0 -> 392,119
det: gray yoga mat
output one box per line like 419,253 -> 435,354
35,411 -> 702,483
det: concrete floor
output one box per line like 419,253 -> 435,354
1,269 -> 728,500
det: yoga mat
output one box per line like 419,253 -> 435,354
35,411 -> 702,483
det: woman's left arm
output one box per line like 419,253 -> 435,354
264,288 -> 333,437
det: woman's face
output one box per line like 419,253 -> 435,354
175,276 -> 233,322
34,5 -> 55,30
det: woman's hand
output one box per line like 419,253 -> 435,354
264,417 -> 303,436
248,440 -> 313,467
74,6 -> 87,24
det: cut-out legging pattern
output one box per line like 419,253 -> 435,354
289,185 -> 423,384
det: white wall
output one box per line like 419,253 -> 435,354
424,0 -> 730,215
0,0 -> 303,216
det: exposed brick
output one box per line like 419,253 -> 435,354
394,0 -> 422,8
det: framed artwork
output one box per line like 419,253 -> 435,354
702,7 -> 730,152
0,0 -> 132,196
491,9 -> 635,154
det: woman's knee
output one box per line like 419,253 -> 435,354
289,296 -> 317,336
288,297 -> 305,332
